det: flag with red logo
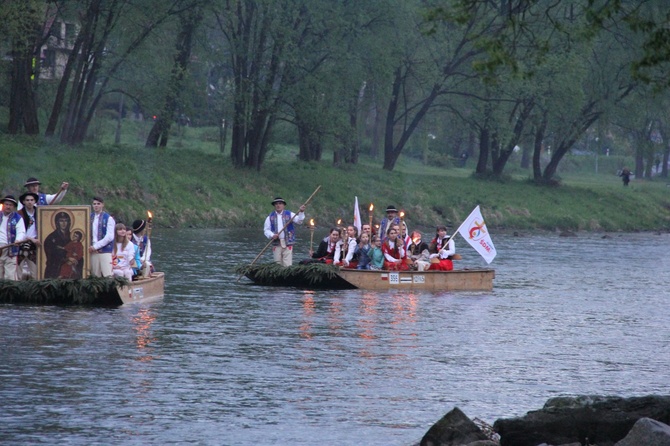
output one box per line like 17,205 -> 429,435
455,205 -> 497,264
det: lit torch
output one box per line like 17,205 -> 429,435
147,210 -> 153,239
368,203 -> 374,232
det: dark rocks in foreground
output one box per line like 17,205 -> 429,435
420,395 -> 670,446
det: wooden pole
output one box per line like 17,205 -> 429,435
238,185 -> 321,281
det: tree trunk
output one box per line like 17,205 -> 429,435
146,9 -> 201,148
532,112 -> 548,181
383,68 -> 439,171
476,127 -> 489,174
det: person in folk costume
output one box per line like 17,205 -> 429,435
111,224 -> 136,281
382,227 -> 409,271
126,226 -> 142,278
20,177 -> 68,209
378,205 -> 401,241
368,234 -> 385,270
360,223 -> 373,241
88,196 -> 116,277
428,225 -> 456,271
407,230 -> 431,272
263,197 -> 306,267
17,192 -> 40,279
334,224 -> 358,268
0,195 -> 27,280
131,219 -> 153,276
391,222 -> 411,250
356,232 -> 373,270
308,227 -> 341,264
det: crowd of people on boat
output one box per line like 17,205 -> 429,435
264,198 -> 457,272
0,177 -> 153,281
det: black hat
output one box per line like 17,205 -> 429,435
1,195 -> 18,206
271,197 -> 287,205
19,192 -> 39,204
92,196 -> 104,203
24,177 -> 41,187
132,219 -> 146,233
385,205 -> 398,213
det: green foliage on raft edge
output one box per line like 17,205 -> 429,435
0,276 -> 129,305
236,262 -> 341,286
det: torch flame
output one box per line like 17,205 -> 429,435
412,237 -> 420,245
147,210 -> 153,219
337,219 -> 342,225
309,219 -> 314,227
369,204 -> 374,211
399,211 -> 405,219
0,204 -> 3,212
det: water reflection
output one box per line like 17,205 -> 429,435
131,307 -> 158,361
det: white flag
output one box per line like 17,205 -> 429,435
456,205 -> 497,264
353,196 -> 362,234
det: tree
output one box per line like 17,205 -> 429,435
1,0 -> 53,135
45,0 -> 185,145
146,6 -> 203,148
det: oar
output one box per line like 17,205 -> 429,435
237,185 -> 321,281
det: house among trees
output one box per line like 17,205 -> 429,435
40,20 -> 78,80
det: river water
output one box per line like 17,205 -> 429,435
1,229 -> 669,445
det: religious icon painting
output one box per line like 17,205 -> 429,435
37,206 -> 91,280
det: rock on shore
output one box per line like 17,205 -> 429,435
419,395 -> 670,446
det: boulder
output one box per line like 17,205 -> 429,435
615,417 -> 670,446
421,407 -> 490,446
493,395 -> 670,446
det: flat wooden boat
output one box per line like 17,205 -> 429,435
115,272 -> 165,305
240,263 -> 494,292
0,272 -> 165,306
336,268 -> 494,292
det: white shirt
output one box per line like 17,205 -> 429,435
23,209 -> 37,239
263,211 -> 305,240
0,213 -> 26,247
132,233 -> 152,264
334,236 -> 357,265
91,212 -> 116,250
430,237 -> 456,259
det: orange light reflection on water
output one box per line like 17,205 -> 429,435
132,307 -> 158,362
299,291 -> 316,340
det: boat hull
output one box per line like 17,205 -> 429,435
115,272 -> 165,305
336,268 -> 494,292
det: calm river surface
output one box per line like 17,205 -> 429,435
2,229 -> 669,445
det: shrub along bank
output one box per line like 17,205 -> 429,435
2,134 -> 670,232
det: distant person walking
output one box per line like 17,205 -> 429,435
620,167 -> 631,186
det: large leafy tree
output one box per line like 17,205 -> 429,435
44,0 -> 187,145
1,0 -> 55,135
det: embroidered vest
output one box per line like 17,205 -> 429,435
133,234 -> 148,257
91,212 -> 113,253
268,210 -> 296,246
4,213 -> 22,256
37,193 -> 48,206
379,216 -> 400,241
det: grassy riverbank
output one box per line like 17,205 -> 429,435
2,130 -> 670,232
